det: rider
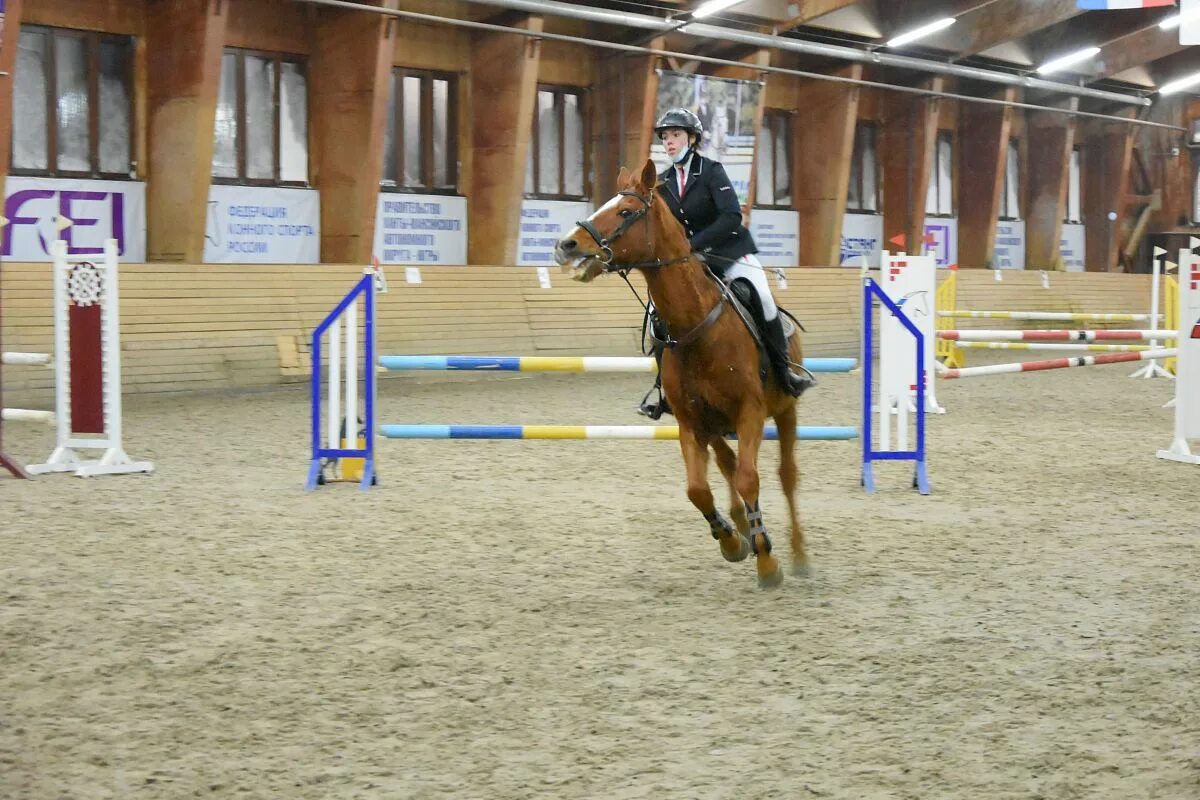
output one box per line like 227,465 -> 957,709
638,107 -> 815,419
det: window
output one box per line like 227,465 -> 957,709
1000,140 -> 1020,220
755,110 -> 791,208
925,131 -> 953,216
212,48 -> 309,185
524,86 -> 586,200
381,69 -> 457,193
1066,147 -> 1082,224
847,122 -> 881,213
11,25 -> 134,178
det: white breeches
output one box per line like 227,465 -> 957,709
722,254 -> 778,320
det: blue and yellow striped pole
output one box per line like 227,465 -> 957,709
381,424 -> 859,441
379,355 -> 858,373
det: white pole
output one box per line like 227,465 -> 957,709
328,313 -> 341,453
345,296 -> 358,447
879,391 -> 892,451
2,408 -> 56,424
1130,253 -> 1171,379
896,392 -> 909,451
103,240 -> 122,449
52,241 -> 70,454
1,352 -> 51,366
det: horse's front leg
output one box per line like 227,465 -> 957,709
680,429 -> 751,563
733,413 -> 783,589
774,403 -> 808,576
710,437 -> 750,539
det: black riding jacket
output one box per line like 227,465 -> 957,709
656,153 -> 757,271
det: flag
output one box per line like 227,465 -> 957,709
1077,0 -> 1174,8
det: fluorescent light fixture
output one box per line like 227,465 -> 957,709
886,17 -> 956,48
1159,70 -> 1200,95
691,0 -> 745,19
1036,46 -> 1101,75
1159,9 -> 1200,30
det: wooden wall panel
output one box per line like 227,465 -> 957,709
882,77 -> 943,256
224,0 -> 312,55
1026,104 -> 1076,269
538,41 -> 593,87
391,19 -> 470,73
22,0 -> 144,35
0,0 -> 24,187
592,50 -> 659,199
957,88 -> 1013,268
1082,119 -> 1135,273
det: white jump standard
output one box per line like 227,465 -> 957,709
1158,248 -> 1200,465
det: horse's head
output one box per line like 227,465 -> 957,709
555,159 -> 662,282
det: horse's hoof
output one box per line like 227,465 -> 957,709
757,566 -> 784,590
792,560 -> 812,578
720,534 -> 751,563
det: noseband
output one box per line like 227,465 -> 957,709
575,190 -> 689,272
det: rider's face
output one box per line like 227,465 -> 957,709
660,128 -> 691,158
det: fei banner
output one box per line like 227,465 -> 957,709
518,200 -> 591,266
204,184 -> 320,264
923,217 -> 959,268
750,209 -> 800,266
652,71 -> 762,207
4,176 -> 147,261
374,194 -> 467,265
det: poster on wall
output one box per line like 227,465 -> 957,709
203,184 -> 320,264
750,209 -> 800,266
3,177 -> 147,261
840,213 -> 884,266
1060,223 -> 1086,271
994,220 -> 1026,270
923,217 -> 958,268
518,199 -> 591,266
652,71 -> 763,207
373,194 -> 467,265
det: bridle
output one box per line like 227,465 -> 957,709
574,189 -> 690,273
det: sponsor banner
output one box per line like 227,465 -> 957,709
923,217 -> 959,268
750,209 -> 800,266
374,194 -> 467,265
994,219 -> 1026,270
518,200 -> 591,266
652,71 -> 763,207
204,184 -> 320,264
4,176 -> 147,261
1060,223 -> 1086,271
840,213 -> 884,266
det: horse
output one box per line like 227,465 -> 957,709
554,158 -> 807,588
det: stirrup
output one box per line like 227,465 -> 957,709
637,384 -> 670,420
784,365 -> 818,398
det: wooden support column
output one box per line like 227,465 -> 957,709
468,16 -> 542,266
881,77 -> 943,255
0,0 -> 25,189
792,65 -> 862,266
311,0 -> 396,264
592,46 -> 660,200
145,0 -> 228,263
1025,100 -> 1077,269
958,87 -> 1014,268
1082,119 -> 1135,273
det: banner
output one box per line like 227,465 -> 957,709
840,213 -> 884,266
1183,0 -> 1200,45
4,177 -> 146,261
373,194 -> 467,265
204,184 -> 320,264
994,220 -> 1026,269
518,200 -> 591,266
1060,223 -> 1086,271
652,71 -> 762,207
923,217 -> 959,268
750,209 -> 800,266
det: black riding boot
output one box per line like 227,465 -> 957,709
764,315 -> 817,397
637,342 -> 672,419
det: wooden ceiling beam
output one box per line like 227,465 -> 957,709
1092,24 -> 1187,82
954,0 -> 1082,60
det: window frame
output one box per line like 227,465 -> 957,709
211,47 -> 310,188
525,85 -> 589,202
381,67 -> 459,195
10,24 -> 136,180
754,108 -> 792,210
926,130 -> 955,217
1000,138 -> 1021,221
847,121 -> 882,214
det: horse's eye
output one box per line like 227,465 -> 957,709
619,209 -> 633,218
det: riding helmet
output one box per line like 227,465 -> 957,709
654,108 -> 703,142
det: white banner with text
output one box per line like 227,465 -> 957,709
204,184 -> 320,264
4,176 -> 146,261
374,194 -> 467,265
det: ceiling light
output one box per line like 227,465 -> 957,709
1160,70 -> 1200,95
886,17 -> 956,48
1036,46 -> 1101,75
691,0 -> 745,20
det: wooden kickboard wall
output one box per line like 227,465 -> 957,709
0,262 -> 1152,404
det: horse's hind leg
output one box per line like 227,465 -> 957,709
774,403 -> 808,576
710,438 -> 750,539
732,413 -> 783,589
680,430 -> 751,564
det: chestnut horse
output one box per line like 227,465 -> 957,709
554,159 -> 807,588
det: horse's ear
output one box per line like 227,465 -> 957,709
617,166 -> 632,188
639,159 -> 657,192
